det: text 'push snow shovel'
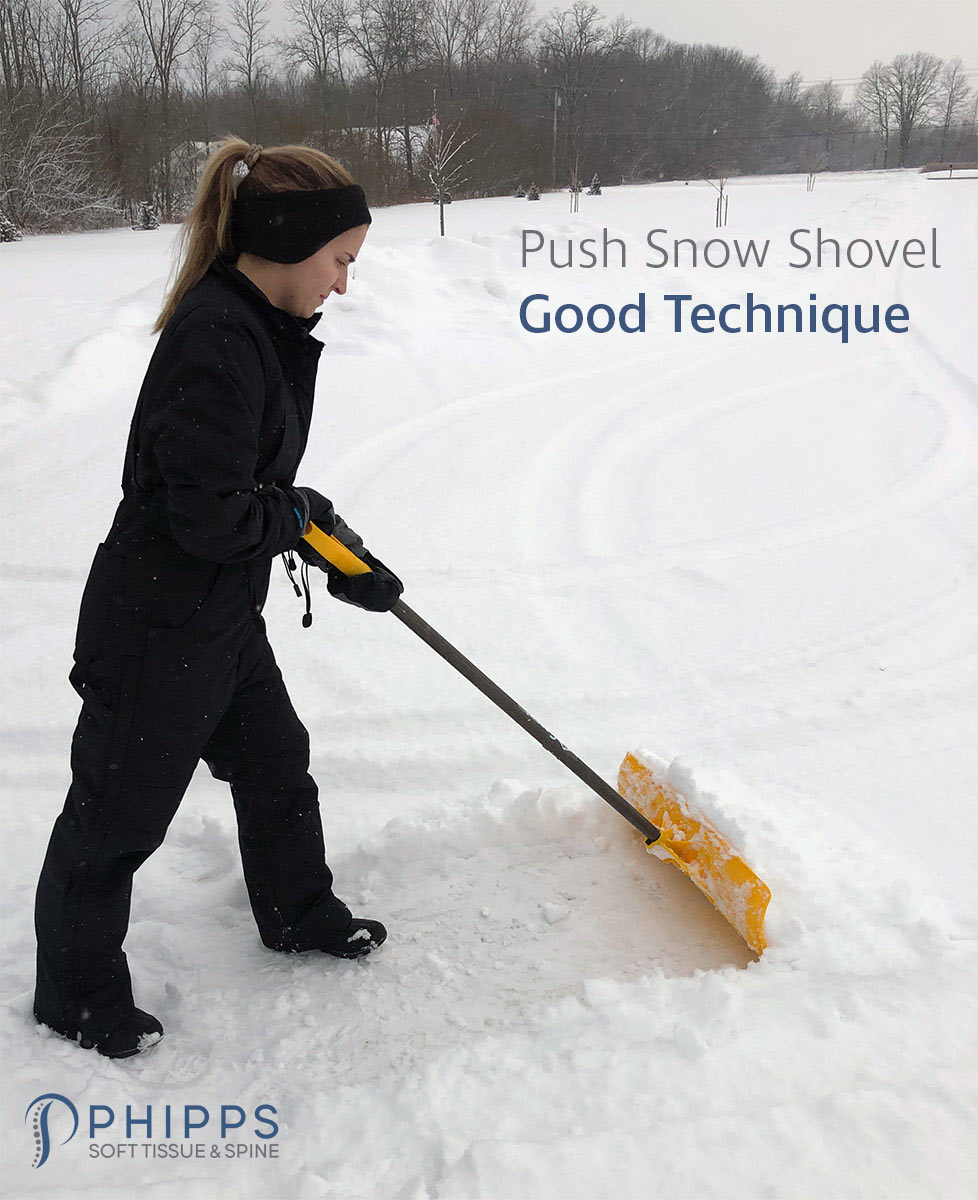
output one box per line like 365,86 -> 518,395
303,521 -> 772,955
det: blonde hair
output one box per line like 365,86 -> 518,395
152,134 -> 357,335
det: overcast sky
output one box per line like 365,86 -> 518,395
260,0 -> 978,86
605,0 -> 978,82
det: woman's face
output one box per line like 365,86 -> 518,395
235,224 -> 370,321
286,223 -> 370,318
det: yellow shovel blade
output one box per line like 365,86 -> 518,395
618,752 -> 771,955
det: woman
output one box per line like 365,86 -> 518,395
32,136 -> 402,1059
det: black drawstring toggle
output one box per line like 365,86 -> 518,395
280,551 -> 314,628
300,560 -> 313,627
282,550 -> 302,596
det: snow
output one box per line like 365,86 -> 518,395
1,169 -> 976,1198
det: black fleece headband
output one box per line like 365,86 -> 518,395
230,185 -> 372,264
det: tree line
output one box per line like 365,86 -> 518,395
1,0 -> 976,232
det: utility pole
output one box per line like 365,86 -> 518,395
552,87 -> 561,189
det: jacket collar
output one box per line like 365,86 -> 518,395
208,254 -> 324,347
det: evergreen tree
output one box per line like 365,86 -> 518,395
0,211 -> 23,242
131,201 -> 160,231
526,182 -> 540,200
587,173 -> 602,195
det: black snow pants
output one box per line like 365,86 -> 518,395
33,504 -> 352,1045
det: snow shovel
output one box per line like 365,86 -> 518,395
302,522 -> 771,955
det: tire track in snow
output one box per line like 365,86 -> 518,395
505,192 -> 976,701
322,334 -> 702,513
508,353 -> 863,674
510,343 -> 746,563
647,375 -> 970,566
582,176 -> 978,575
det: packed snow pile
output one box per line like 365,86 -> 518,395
1,171 -> 975,1198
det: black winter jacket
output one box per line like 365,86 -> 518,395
103,254 -> 326,634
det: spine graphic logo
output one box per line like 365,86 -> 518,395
25,1093 -> 79,1168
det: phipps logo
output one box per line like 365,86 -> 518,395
24,1093 -> 279,1168
26,1093 -> 79,1168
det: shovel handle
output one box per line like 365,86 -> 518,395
299,520 -> 663,845
301,521 -> 373,575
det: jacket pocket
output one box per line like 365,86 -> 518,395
69,651 -> 143,791
151,540 -> 237,630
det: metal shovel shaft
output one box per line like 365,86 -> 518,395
300,522 -> 661,843
390,599 -> 662,844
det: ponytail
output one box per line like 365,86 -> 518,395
152,134 -> 358,335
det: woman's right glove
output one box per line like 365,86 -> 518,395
326,549 -> 403,613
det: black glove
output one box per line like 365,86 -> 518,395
291,486 -> 336,535
326,549 -> 403,613
293,510 -> 366,573
289,487 -> 337,570
292,509 -> 403,612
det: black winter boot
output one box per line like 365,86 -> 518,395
320,918 -> 387,959
39,1008 -> 164,1059
97,1009 -> 164,1058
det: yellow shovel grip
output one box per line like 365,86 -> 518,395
302,521 -> 373,576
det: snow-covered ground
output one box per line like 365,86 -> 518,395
1,170 -> 976,1198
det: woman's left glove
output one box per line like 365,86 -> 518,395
291,486 -> 336,536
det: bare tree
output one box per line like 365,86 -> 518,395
857,60 -> 891,167
429,0 -> 465,97
417,114 -> 473,232
128,0 -> 206,219
345,0 -> 398,164
0,92 -> 120,227
804,80 -> 844,153
107,16 -> 158,207
186,1 -> 223,153
538,1 -> 630,182
775,71 -> 802,108
226,0 -> 273,135
1,0 -> 59,96
280,0 -> 350,143
707,173 -> 727,227
346,0 -> 430,181
54,0 -> 119,118
624,25 -> 666,68
935,57 -> 971,161
456,0 -> 488,91
478,0 -> 534,104
0,0 -> 29,95
388,0 -> 431,181
454,0 -> 534,104
885,51 -> 943,167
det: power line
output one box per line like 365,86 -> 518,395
516,119 -> 978,141
793,69 -> 978,85
516,67 -> 978,98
